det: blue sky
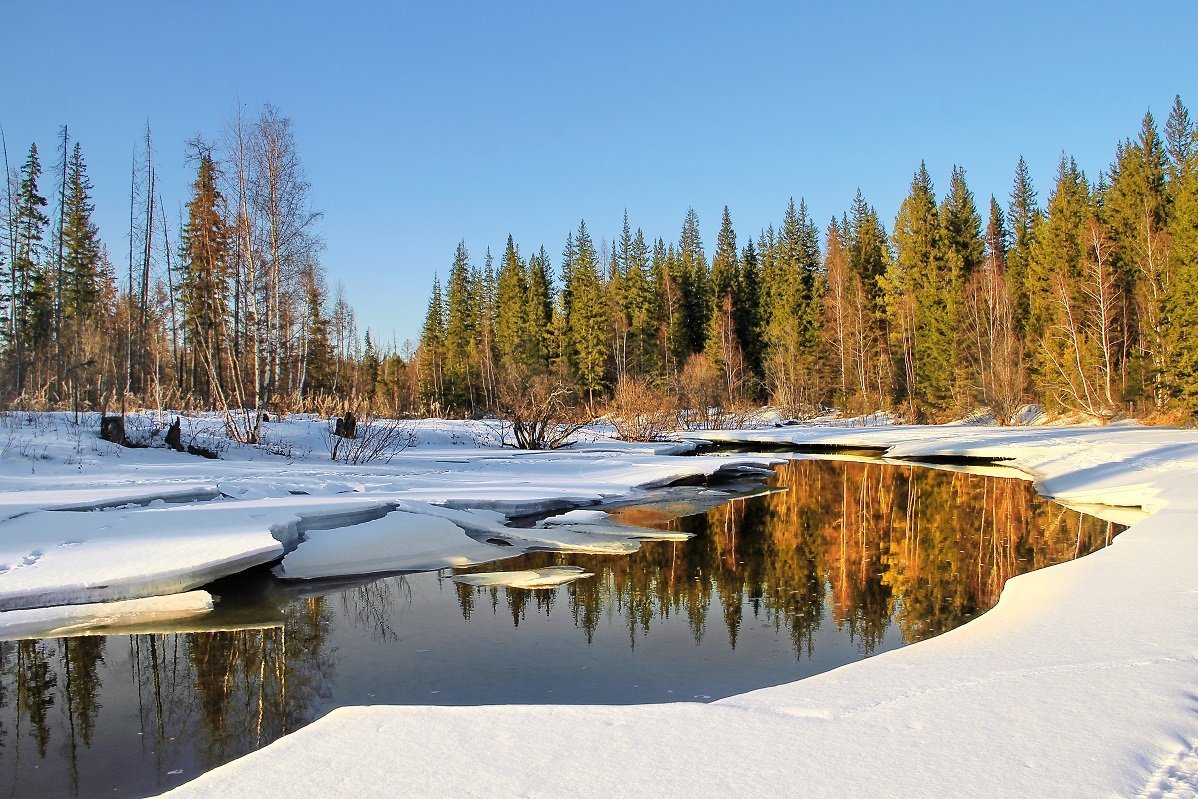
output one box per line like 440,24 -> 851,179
5,1 -> 1196,346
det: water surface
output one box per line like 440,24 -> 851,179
0,457 -> 1124,797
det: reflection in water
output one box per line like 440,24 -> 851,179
0,458 -> 1123,798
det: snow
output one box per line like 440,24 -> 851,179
0,412 -> 774,610
274,509 -> 513,579
153,421 -> 1198,798
0,590 -> 214,640
451,565 -> 594,589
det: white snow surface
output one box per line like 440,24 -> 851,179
0,412 -> 771,611
451,565 -> 594,589
274,509 -> 513,579
0,590 -> 214,640
157,422 -> 1198,798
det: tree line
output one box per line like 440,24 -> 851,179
4,98 -> 1197,430
0,105 -> 396,441
417,96 -> 1198,423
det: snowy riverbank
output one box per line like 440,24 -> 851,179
157,422 -> 1198,798
0,412 -> 775,632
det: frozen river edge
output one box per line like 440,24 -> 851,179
160,424 -> 1198,799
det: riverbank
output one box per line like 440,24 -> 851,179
163,423 -> 1198,798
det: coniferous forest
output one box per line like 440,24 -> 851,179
4,99 -> 1198,431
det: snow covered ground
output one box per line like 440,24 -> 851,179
0,411 -> 773,636
150,420 -> 1198,799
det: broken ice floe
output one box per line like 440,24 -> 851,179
0,590 -> 215,640
274,509 -> 514,580
451,566 -> 594,589
537,508 -> 692,542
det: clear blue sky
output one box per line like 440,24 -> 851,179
5,1 -> 1196,346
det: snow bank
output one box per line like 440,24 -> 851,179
161,424 -> 1198,799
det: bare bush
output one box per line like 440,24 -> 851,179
606,376 -> 676,441
324,412 -> 417,464
494,372 -> 590,449
675,354 -> 757,431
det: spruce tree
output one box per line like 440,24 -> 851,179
495,235 -> 526,369
12,144 -> 49,392
61,143 -> 103,349
703,207 -> 744,401
1029,157 -> 1120,417
939,166 -> 985,405
522,246 -> 553,373
621,223 -> 657,378
1104,111 -> 1171,408
443,241 -> 477,414
734,238 -> 764,388
1165,96 -> 1198,410
565,220 -> 609,401
418,275 -> 447,410
885,163 -> 952,417
180,150 -> 231,401
678,208 -> 709,354
1007,156 -> 1040,331
300,269 -> 335,397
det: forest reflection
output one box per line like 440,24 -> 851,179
459,458 -> 1123,653
0,458 -> 1123,798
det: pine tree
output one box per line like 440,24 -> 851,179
61,143 -> 103,355
300,268 -> 335,397
678,208 -> 709,354
522,246 -> 553,373
734,238 -> 763,387
940,166 -> 985,287
565,220 -> 609,402
622,224 -> 657,379
1007,156 -> 1040,332
495,235 -> 526,369
1029,157 -> 1121,417
180,149 -> 231,402
1104,111 -> 1171,408
885,163 -> 952,416
12,144 -> 49,392
703,207 -> 744,401
443,241 -> 477,414
939,166 -> 985,406
1166,96 -> 1198,410
418,275 -> 446,410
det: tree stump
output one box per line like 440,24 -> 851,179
165,417 -> 184,452
335,411 -> 357,439
100,415 -> 126,446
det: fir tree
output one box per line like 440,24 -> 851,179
1104,111 -> 1171,408
704,207 -> 744,401
61,143 -> 103,344
443,241 -> 477,414
678,207 -> 708,354
1007,156 -> 1040,331
179,149 -> 231,401
565,220 -> 609,401
495,235 -> 526,369
885,162 -> 953,416
1166,96 -> 1198,411
734,238 -> 763,386
12,144 -> 49,391
418,275 -> 446,410
523,246 -> 553,373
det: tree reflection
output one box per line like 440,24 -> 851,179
455,459 -> 1122,659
